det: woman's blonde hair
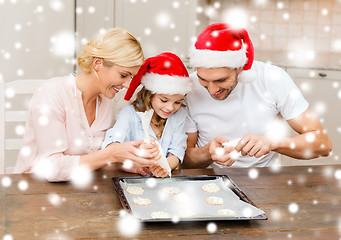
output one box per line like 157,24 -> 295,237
78,28 -> 144,73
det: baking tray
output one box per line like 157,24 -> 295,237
112,175 -> 267,222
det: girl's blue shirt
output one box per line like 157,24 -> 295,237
102,105 -> 188,163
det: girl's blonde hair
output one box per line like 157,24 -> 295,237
132,87 -> 167,137
78,28 -> 144,73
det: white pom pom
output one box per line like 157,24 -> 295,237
237,69 -> 256,83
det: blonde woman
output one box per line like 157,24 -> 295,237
14,28 -> 160,181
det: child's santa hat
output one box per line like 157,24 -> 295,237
124,52 -> 192,101
189,23 -> 255,82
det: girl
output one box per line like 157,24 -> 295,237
14,28 -> 159,182
102,52 -> 192,177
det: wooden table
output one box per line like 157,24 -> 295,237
1,165 -> 341,239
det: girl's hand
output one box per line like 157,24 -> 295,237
149,165 -> 169,178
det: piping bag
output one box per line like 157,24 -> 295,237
136,109 -> 172,177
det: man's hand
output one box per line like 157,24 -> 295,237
235,133 -> 272,158
209,136 -> 236,167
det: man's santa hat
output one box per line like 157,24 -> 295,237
189,23 -> 255,82
124,52 -> 192,101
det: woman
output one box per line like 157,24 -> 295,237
14,28 -> 159,182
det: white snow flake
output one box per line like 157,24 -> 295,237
270,209 -> 281,220
48,193 -> 62,206
288,203 -> 299,214
117,211 -> 141,236
146,178 -> 157,188
242,207 -> 253,217
334,169 -> 341,180
155,12 -> 172,27
5,88 -> 15,98
122,159 -> 133,170
222,8 -> 248,28
3,234 -> 13,240
38,116 -> 49,126
277,2 -> 284,9
1,177 -> 12,187
321,8 -> 329,16
50,0 -> 64,12
15,124 -> 25,136
305,132 -> 315,143
206,222 -> 217,233
50,31 -> 75,57
88,6 -> 95,14
248,168 -> 259,179
144,28 -> 152,35
214,147 -> 224,157
71,165 -> 93,189
337,90 -> 341,100
18,180 -> 29,191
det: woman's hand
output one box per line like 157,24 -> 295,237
106,140 -> 160,167
122,164 -> 153,177
149,165 -> 169,178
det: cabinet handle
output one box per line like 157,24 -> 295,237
318,72 -> 327,77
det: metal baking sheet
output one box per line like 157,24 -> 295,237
112,175 -> 267,222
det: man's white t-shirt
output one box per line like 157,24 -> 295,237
185,61 -> 309,168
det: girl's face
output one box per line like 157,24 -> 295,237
96,62 -> 140,99
151,94 -> 184,119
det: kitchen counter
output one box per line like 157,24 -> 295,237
1,165 -> 340,239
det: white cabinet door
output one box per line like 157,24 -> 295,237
114,0 -> 197,63
75,0 -> 115,58
281,68 -> 341,166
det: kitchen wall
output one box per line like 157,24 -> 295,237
202,0 -> 341,69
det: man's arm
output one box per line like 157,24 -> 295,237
235,109 -> 332,159
182,132 -> 212,168
273,108 -> 332,159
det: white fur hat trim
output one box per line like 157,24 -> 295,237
189,44 -> 248,69
141,73 -> 192,95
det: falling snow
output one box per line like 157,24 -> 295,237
18,180 -> 28,191
1,176 -> 12,187
288,203 -> 299,214
206,222 -> 217,233
248,168 -> 259,179
117,210 -> 141,236
1,0 -> 341,237
70,165 -> 93,189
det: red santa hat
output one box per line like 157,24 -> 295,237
189,23 -> 255,81
124,52 -> 192,101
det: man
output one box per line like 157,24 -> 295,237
183,23 -> 332,168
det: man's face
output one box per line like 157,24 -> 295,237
197,67 -> 242,100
